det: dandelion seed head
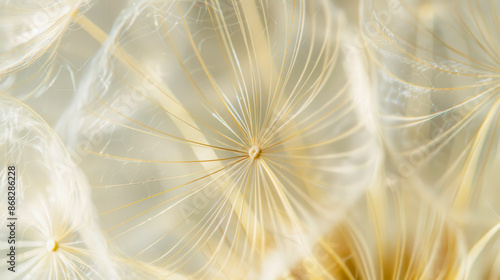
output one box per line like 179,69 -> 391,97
77,0 -> 380,278
363,0 -> 500,220
0,93 -> 119,279
287,186 -> 468,279
0,0 -> 89,99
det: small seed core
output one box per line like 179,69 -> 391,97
47,239 -> 58,252
249,146 -> 261,159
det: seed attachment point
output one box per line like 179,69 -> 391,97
46,239 -> 58,252
249,146 -> 262,159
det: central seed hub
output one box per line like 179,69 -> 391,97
249,146 -> 261,159
46,239 -> 58,252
